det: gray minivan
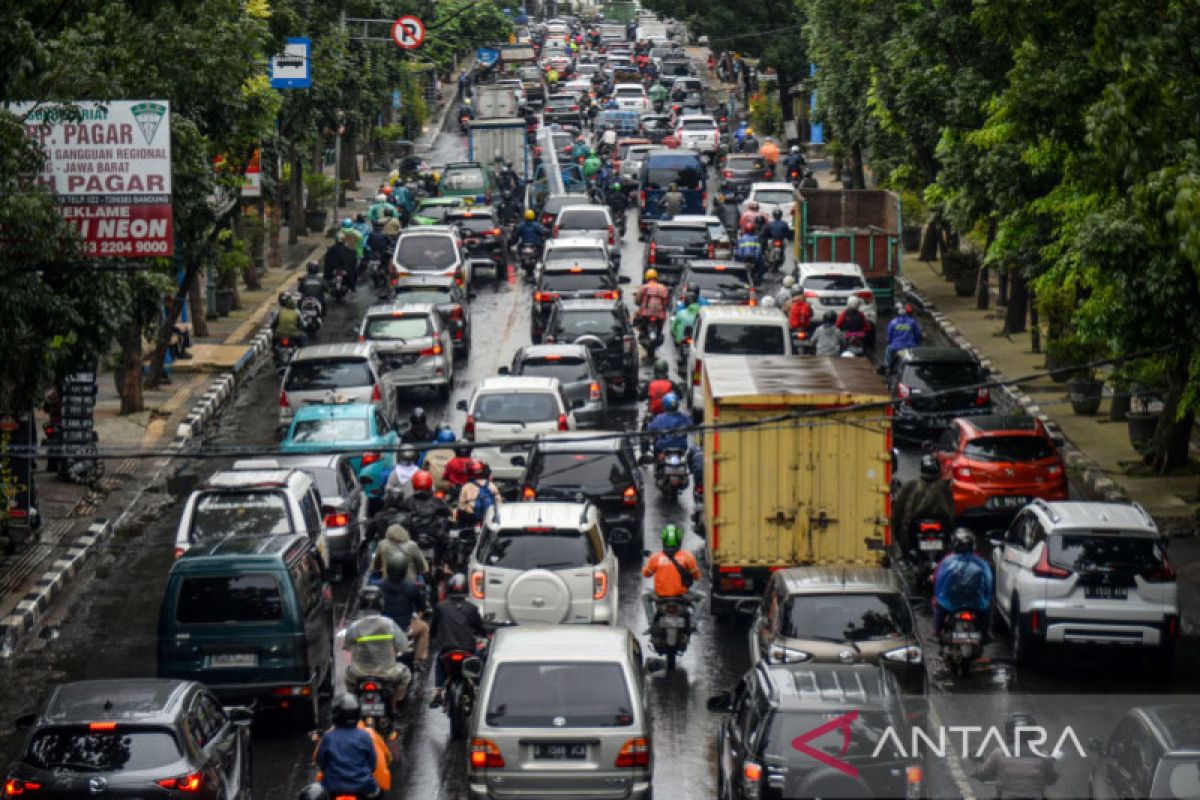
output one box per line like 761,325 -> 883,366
278,342 -> 394,433
468,625 -> 651,800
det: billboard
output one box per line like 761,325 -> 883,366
16,100 -> 174,258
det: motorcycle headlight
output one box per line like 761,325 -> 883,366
883,644 -> 924,664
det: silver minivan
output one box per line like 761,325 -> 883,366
278,343 -> 394,432
359,302 -> 454,401
468,625 -> 652,800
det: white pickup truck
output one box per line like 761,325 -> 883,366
673,115 -> 721,162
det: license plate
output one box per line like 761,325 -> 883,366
1085,584 -> 1128,600
361,700 -> 385,716
951,631 -> 982,643
919,539 -> 944,552
534,743 -> 587,760
659,616 -> 686,628
988,495 -> 1030,509
207,652 -> 257,668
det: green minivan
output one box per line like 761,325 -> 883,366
157,534 -> 334,724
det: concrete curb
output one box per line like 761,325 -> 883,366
174,330 -> 271,445
0,520 -> 112,657
898,276 -> 1129,506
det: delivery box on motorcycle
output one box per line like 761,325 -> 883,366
701,356 -> 892,618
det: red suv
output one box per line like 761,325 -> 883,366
934,415 -> 1067,525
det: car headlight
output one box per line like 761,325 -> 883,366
766,642 -> 811,664
883,644 -> 924,664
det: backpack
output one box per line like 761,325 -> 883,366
472,482 -> 496,521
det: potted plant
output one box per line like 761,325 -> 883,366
1126,360 -> 1165,454
1063,341 -> 1105,415
941,248 -> 975,284
215,235 -> 249,316
899,190 -> 927,252
303,172 -> 336,233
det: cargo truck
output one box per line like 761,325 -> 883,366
793,188 -> 903,314
499,43 -> 536,75
467,118 -> 530,181
473,84 -> 520,120
701,356 -> 892,618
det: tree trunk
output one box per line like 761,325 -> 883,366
1148,353 -> 1195,473
146,260 -> 200,388
189,264 -> 208,338
975,265 -> 990,310
268,202 -> 283,269
919,213 -> 941,263
289,149 -> 305,246
848,142 -> 866,190
340,125 -> 360,188
118,321 -> 144,415
1004,270 -> 1028,334
998,267 -> 1009,306
1028,286 -> 1040,354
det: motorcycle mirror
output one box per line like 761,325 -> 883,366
15,714 -> 36,732
618,274 -> 631,284
455,399 -> 469,412
706,691 -> 734,713
986,530 -> 1005,547
920,440 -> 934,453
639,453 -> 654,466
228,706 -> 255,726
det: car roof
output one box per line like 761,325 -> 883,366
673,215 -> 722,225
558,204 -> 610,215
534,431 -> 624,452
490,624 -> 633,662
269,453 -> 348,471
958,415 -> 1044,435
653,220 -> 709,231
364,302 -> 438,317
290,402 -> 374,422
417,197 -> 463,207
685,260 -> 750,273
175,533 -> 310,561
41,680 -> 196,726
517,343 -> 592,360
556,297 -> 621,311
547,236 -> 606,247
749,181 -> 796,192
492,501 -> 592,529
293,342 -> 376,361
761,663 -> 892,712
201,468 -> 302,489
797,261 -> 867,278
896,347 -> 980,364
390,274 -> 457,289
1137,706 -> 1200,752
476,375 -> 562,393
774,566 -> 903,595
1032,500 -> 1158,534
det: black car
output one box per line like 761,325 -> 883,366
640,114 -> 672,144
1089,704 -> 1200,800
888,347 -> 993,441
6,679 -> 253,799
445,208 -> 505,268
719,154 -> 773,201
674,260 -> 757,306
542,95 -> 582,131
543,298 -> 639,399
711,663 -> 924,800
644,220 -> 714,284
659,57 -> 693,79
519,432 -> 645,558
532,260 -> 627,341
387,274 -> 472,358
504,343 -> 608,428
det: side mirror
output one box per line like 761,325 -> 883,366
462,656 -> 484,681
509,455 -> 526,467
228,706 -> 255,727
618,275 -> 632,284
706,691 -> 734,713
456,399 -> 469,412
498,366 -> 511,375
15,713 -> 36,732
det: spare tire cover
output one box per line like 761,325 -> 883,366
506,569 -> 573,625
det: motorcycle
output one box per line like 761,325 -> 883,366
940,609 -> 984,677
298,296 -> 323,338
273,337 -> 300,370
841,331 -> 868,358
907,518 -> 949,591
787,166 -> 804,189
363,251 -> 387,290
635,316 -> 663,358
654,447 -> 690,501
648,595 -> 695,672
497,188 -> 521,227
765,239 -> 785,271
518,243 -> 540,280
440,646 -> 484,739
329,268 -> 349,302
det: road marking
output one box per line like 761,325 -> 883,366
928,702 -> 976,800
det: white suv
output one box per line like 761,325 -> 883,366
990,499 -> 1178,667
457,376 -> 578,481
391,225 -> 468,286
796,261 -> 878,331
467,502 -> 617,627
673,115 -> 720,161
612,82 -> 649,111
687,305 -> 792,418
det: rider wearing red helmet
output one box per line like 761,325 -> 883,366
456,459 -> 501,523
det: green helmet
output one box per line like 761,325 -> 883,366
653,359 -> 670,379
661,524 -> 683,549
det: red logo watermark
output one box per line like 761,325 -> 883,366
791,710 -> 859,778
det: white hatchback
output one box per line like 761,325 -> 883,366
457,376 -> 578,481
739,182 -> 797,228
795,261 -> 878,328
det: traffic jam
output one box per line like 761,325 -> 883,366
3,11 -> 1196,800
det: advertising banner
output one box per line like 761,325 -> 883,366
16,100 -> 174,258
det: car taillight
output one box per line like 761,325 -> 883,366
324,511 -> 349,527
174,546 -> 186,559
803,289 -> 818,298
589,381 -> 603,401
1033,546 -> 1072,579
535,291 -> 560,303
371,384 -> 382,402
464,415 -> 475,439
557,413 -> 569,431
552,224 -> 560,237
361,451 -> 382,466
1166,614 -> 1180,638
919,521 -> 943,534
608,224 -> 615,245
648,242 -> 656,263
470,738 -> 505,769
593,570 -> 609,600
279,390 -> 290,408
1142,553 -> 1176,583
723,169 -> 733,178
279,337 -> 290,346
707,242 -> 715,257
623,485 -> 638,506
570,105 -> 578,111
692,359 -> 702,385
542,214 -> 554,226
522,485 -> 536,500
157,771 -> 203,792
958,610 -> 976,622
1046,464 -> 1063,477
470,570 -> 485,599
489,228 -> 501,236
976,387 -> 990,406
897,383 -> 911,405
639,190 -> 646,205
615,737 -> 650,767
742,760 -> 763,784
5,779 -> 43,794
449,306 -> 463,320
420,343 -> 443,356
594,290 -> 619,300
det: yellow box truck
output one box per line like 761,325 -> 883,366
702,356 -> 893,616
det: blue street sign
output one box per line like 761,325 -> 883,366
476,47 -> 500,67
270,37 -> 312,89
392,90 -> 403,110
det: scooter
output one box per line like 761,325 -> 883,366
518,243 -> 540,281
940,609 -> 984,677
648,594 -> 695,672
273,337 -> 300,370
653,447 -> 690,501
363,250 -> 387,289
440,645 -> 485,739
765,238 -> 786,271
329,268 -> 350,302
635,316 -> 663,359
298,296 -> 323,339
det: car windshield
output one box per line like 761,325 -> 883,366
803,274 -> 866,292
396,235 -> 457,269
784,593 -> 913,641
542,270 -> 614,291
559,209 -> 610,229
963,435 -> 1054,462
285,360 -> 373,391
903,362 -> 985,389
390,288 -> 453,305
546,247 -> 606,265
654,228 -> 707,246
473,392 -> 560,423
519,356 -> 592,383
532,452 -> 630,491
689,268 -> 751,292
27,730 -> 182,772
190,491 -> 291,540
289,418 -> 370,444
618,142 -> 647,159
364,315 -> 432,340
441,167 -> 487,192
727,157 -> 766,171
764,708 -> 900,760
704,324 -> 786,355
485,663 -> 633,727
754,189 -> 794,205
546,98 -> 574,110
1048,533 -> 1166,573
480,528 -> 599,570
614,86 -> 643,96
645,158 -> 704,189
553,309 -> 622,337
176,573 -> 284,624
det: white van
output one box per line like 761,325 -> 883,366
687,305 -> 792,418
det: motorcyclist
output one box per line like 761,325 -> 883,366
352,212 -> 372,241
740,127 -> 758,154
422,425 -> 458,490
648,81 -> 668,106
759,137 -> 780,169
366,222 -> 391,260
456,459 -> 501,524
644,392 -> 690,456
378,550 -> 430,666
515,209 -> 550,251
738,199 -> 767,233
634,269 -> 671,339
764,208 -> 791,245
272,293 -> 307,347
670,287 -> 706,347
323,233 -> 359,291
370,521 -> 430,583
735,221 -> 764,279
582,150 -> 603,179
368,193 -> 394,223
800,168 -> 819,189
811,310 -> 845,356
343,586 -> 411,712
644,359 -> 682,415
784,144 -> 807,177
391,183 -> 415,221
383,445 -> 421,500
569,135 -> 589,161
298,262 -> 326,313
443,444 -> 474,491
341,218 -> 365,260
402,406 -> 435,446
428,573 -> 487,709
886,303 -> 923,367
836,295 -> 870,340
891,453 -> 955,557
641,524 -> 701,628
775,274 -> 797,308
605,178 -> 628,216
932,529 -> 995,637
496,160 -> 520,196
382,206 -> 402,237
599,124 -> 618,154
399,469 -> 452,567
314,696 -> 380,798
659,183 -> 684,218
788,289 -> 813,333
973,711 -> 1059,799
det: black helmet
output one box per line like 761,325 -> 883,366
384,207 -> 395,217
823,310 -> 837,325
447,573 -> 468,596
306,261 -> 319,275
399,445 -> 418,464
410,407 -> 427,427
454,444 -> 472,458
298,784 -> 330,800
653,359 -> 670,379
359,584 -> 384,613
952,528 -> 975,554
331,694 -> 361,728
355,212 -> 366,223
772,209 -> 782,220
919,453 -> 938,481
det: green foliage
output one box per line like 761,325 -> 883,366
304,172 -> 337,210
748,88 -> 782,138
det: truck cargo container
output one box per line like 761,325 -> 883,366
701,356 -> 892,617
467,118 -> 530,181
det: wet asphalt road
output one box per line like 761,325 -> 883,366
2,112 -> 1198,800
